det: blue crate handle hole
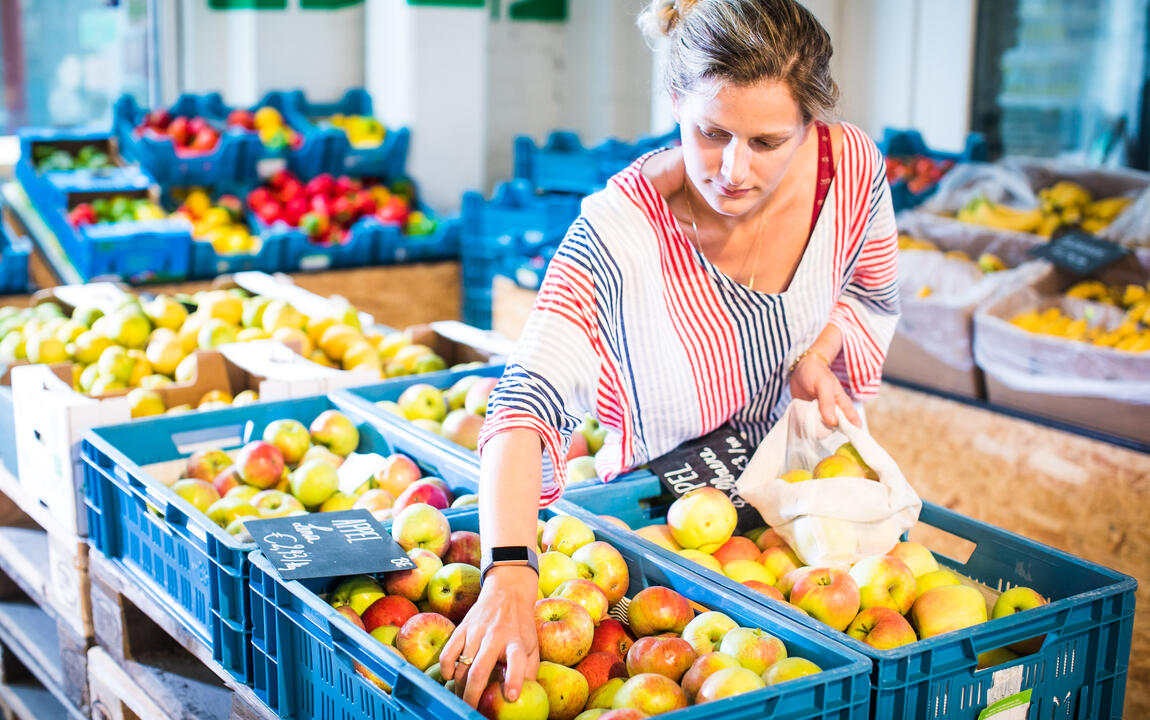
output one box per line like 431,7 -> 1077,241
172,424 -> 248,455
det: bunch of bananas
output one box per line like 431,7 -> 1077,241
1009,279 -> 1150,352
899,233 -> 1007,298
956,182 -> 1133,238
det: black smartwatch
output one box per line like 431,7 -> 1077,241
480,545 -> 540,586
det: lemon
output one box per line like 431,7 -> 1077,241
128,388 -> 166,418
146,296 -> 189,331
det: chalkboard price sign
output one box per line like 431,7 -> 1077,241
1030,228 -> 1130,276
647,422 -> 763,532
247,509 -> 416,581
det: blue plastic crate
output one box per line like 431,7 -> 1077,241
878,128 -> 988,212
80,394 -> 483,684
585,472 -> 1138,720
374,208 -> 461,265
114,93 -> 265,191
31,172 -> 192,283
461,180 -> 582,255
278,88 -> 410,180
0,198 -> 31,295
251,210 -> 381,273
247,502 -> 871,720
0,383 -> 15,478
331,366 -> 673,520
514,127 -> 680,195
158,187 -> 287,279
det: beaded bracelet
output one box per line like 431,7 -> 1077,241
788,348 -> 830,375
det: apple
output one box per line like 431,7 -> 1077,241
777,566 -> 817,598
566,431 -> 590,460
541,516 -> 596,556
696,666 -> 765,703
589,618 -> 635,660
571,542 -> 629,605
633,525 -> 681,552
666,488 -> 737,553
393,479 -> 451,513
250,489 -> 305,519
916,569 -> 962,597
372,454 -> 422,497
353,488 -> 395,516
361,595 -> 418,634
718,627 -> 786,675
477,680 -> 550,720
206,497 -> 258,527
910,585 -> 988,640
742,580 -> 786,602
887,542 -> 939,578
171,478 -> 220,514
335,604 -> 366,630
762,657 -> 822,685
300,445 -> 345,469
812,454 -> 863,479
309,410 -> 360,457
576,416 -> 607,455
789,569 -> 861,631
846,607 -> 917,649
225,517 -> 254,543
711,536 -> 761,566
535,597 -> 595,666
625,635 -> 696,682
594,711 -> 646,720
610,673 -> 687,715
584,677 -> 625,711
225,484 -> 260,501
539,551 -> 580,597
677,549 -> 722,574
779,469 -> 813,483
290,459 -> 340,507
444,374 -> 481,410
758,545 -> 802,581
978,647 -> 1020,670
396,612 -> 456,671
992,586 -> 1048,654
212,465 -> 243,497
753,528 -> 789,551
235,441 -> 286,490
185,449 -> 233,483
849,554 -> 917,615
262,419 -> 311,465
598,516 -> 629,531
398,383 -> 448,423
443,530 -> 482,567
723,560 -> 776,586
627,587 -> 692,637
536,661 -> 589,720
566,456 -> 599,485
835,442 -> 878,480
426,563 -> 480,622
440,409 -> 484,451
451,494 -> 478,508
551,579 -> 609,625
574,652 -> 627,694
464,377 -> 499,415
330,575 -> 385,615
681,611 -> 737,655
384,548 -> 443,602
392,503 -> 451,557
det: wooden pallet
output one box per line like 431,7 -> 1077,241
89,550 -> 276,720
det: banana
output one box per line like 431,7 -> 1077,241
1043,181 -> 1093,209
977,253 -> 1006,273
1085,196 -> 1133,221
958,196 -> 1044,233
1066,281 -> 1110,301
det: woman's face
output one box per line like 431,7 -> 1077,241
674,78 -> 810,218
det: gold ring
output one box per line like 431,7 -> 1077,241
458,655 -> 474,666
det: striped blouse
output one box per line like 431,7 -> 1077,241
477,122 -> 900,505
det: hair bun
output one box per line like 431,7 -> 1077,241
638,0 -> 698,40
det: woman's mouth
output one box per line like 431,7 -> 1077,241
716,184 -> 750,198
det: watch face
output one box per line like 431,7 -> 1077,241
491,546 -> 530,563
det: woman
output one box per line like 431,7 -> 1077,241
442,0 -> 899,706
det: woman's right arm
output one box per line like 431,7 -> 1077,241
439,428 -> 545,708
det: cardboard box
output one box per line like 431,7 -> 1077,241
883,331 -> 985,398
974,261 -> 1150,445
11,347 -> 331,537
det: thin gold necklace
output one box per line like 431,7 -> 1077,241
682,178 -> 769,292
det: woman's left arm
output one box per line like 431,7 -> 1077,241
792,155 -> 901,425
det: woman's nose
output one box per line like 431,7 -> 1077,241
721,141 -> 750,186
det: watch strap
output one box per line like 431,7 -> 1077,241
480,545 -> 540,586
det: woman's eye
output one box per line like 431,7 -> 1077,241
699,128 -> 726,140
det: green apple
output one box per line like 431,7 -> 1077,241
331,575 -> 385,615
397,383 -> 448,422
171,478 -> 220,514
290,459 -> 340,508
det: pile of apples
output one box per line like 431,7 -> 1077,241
170,188 -> 258,256
322,114 -> 387,148
67,195 -> 166,227
245,170 -> 436,247
629,480 -> 1050,668
885,156 -> 955,195
170,408 -> 475,539
33,143 -> 115,173
329,509 -> 825,720
375,375 -> 499,452
226,106 -> 303,152
136,111 -> 223,155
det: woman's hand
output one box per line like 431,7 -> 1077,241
440,566 -> 540,708
789,353 -> 862,427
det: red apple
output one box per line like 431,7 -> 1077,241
789,568 -> 861,631
681,652 -> 741,702
477,680 -> 549,720
236,441 -> 286,489
696,666 -> 766,703
186,449 -> 233,482
393,479 -> 451,513
717,627 -> 786,675
212,465 -> 243,497
753,528 -> 789,551
426,563 -> 481,622
711,536 -> 761,567
758,545 -> 802,582
443,530 -> 482,567
571,542 -> 629,605
262,418 -> 311,465
625,636 -> 696,682
551,579 -> 609,625
846,606 -> 917,649
535,597 -> 594,667
396,612 -> 456,671
848,554 -> 917,615
309,409 -> 360,457
361,595 -> 418,634
335,604 -> 365,630
589,618 -> 635,660
742,580 -> 786,602
384,548 -> 443,602
574,651 -> 627,694
611,673 -> 687,715
626,587 -> 692,637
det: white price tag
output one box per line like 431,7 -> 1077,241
337,452 -> 389,496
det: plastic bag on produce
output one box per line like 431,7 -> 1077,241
973,268 -> 1150,404
1004,157 -> 1150,201
1100,185 -> 1150,248
895,211 -> 1051,371
734,400 -> 921,569
921,162 -> 1038,214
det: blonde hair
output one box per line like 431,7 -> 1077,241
638,0 -> 838,124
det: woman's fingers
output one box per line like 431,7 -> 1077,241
461,633 -> 503,708
836,387 -> 862,427
439,623 -> 469,681
816,378 -> 839,426
501,640 -> 533,702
